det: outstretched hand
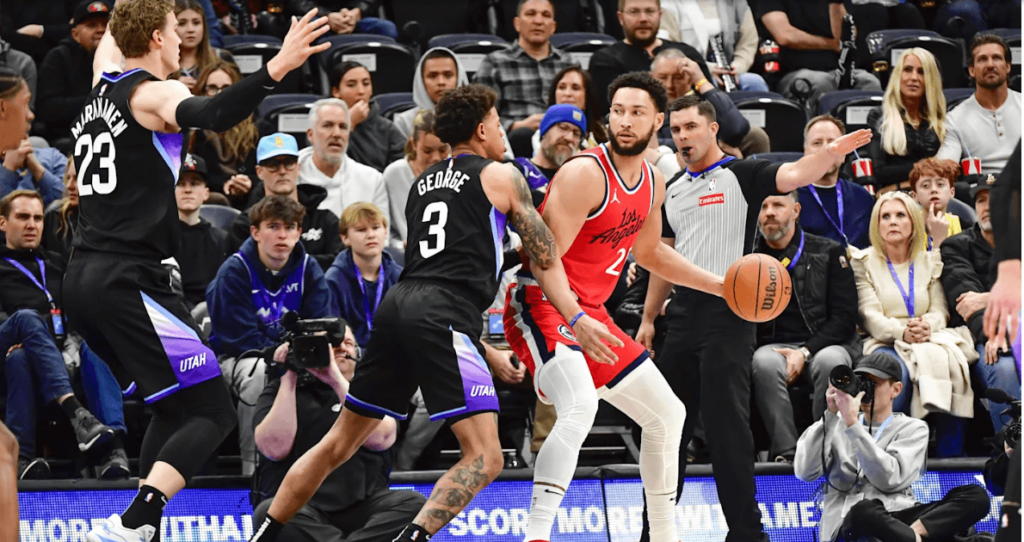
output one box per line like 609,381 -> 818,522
827,129 -> 873,157
573,314 -> 624,365
268,9 -> 331,81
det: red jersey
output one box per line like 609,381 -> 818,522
528,144 -> 656,307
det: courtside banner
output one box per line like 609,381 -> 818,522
18,472 -> 1000,541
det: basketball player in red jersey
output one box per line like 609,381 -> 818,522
503,72 -> 723,542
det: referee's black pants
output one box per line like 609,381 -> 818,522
648,288 -> 766,542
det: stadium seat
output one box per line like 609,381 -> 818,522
818,90 -> 884,134
749,152 -> 804,163
548,32 -> 616,70
865,30 -> 966,90
426,34 -> 510,79
944,88 -> 976,110
256,93 -> 319,143
386,0 -> 479,44
316,37 -> 416,95
225,37 -> 304,94
729,91 -> 808,152
199,204 -> 241,231
222,35 -> 281,48
377,92 -> 416,119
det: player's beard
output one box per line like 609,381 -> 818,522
609,124 -> 655,157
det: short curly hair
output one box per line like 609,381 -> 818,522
908,158 -> 960,191
608,71 -> 668,114
110,0 -> 175,59
433,84 -> 498,148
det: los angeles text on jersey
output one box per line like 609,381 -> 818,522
70,95 -> 128,140
590,208 -> 645,248
417,167 -> 469,195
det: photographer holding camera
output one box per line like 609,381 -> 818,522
794,352 -> 990,542
252,319 -> 424,541
206,195 -> 335,474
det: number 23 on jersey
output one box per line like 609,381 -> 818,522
74,133 -> 117,196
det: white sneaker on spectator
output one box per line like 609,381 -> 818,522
86,515 -> 156,542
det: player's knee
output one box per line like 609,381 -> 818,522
323,433 -> 359,467
642,395 -> 686,446
463,439 -> 505,481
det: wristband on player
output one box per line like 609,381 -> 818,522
569,311 -> 586,328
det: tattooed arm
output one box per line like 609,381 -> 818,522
481,161 -> 623,364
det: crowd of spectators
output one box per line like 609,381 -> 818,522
0,0 -> 1019,527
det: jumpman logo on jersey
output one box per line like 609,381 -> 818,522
610,190 -> 621,204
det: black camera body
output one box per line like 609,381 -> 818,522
280,312 -> 345,369
830,365 -> 875,404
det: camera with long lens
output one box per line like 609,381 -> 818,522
279,312 -> 345,369
830,365 -> 875,404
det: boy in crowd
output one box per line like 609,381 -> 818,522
325,202 -> 401,348
909,158 -> 963,250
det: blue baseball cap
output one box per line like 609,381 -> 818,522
257,133 -> 300,163
539,104 -> 587,139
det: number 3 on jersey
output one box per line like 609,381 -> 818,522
74,133 -> 117,196
419,201 -> 448,258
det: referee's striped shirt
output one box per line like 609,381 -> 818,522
662,157 -> 783,277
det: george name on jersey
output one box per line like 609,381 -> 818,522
417,168 -> 468,196
70,96 -> 128,140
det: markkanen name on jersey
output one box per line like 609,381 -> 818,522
70,96 -> 129,140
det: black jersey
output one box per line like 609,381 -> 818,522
402,154 -> 506,312
70,69 -> 185,260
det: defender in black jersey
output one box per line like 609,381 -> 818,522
252,85 -> 620,542
66,3 -> 329,541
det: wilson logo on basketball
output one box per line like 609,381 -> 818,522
698,194 -> 724,207
761,266 -> 780,311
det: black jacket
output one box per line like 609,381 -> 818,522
939,223 -> 994,344
866,107 -> 942,190
0,246 -> 64,330
189,128 -> 259,198
227,183 -> 343,271
589,40 -> 713,115
755,227 -> 862,359
177,218 -> 229,311
346,97 -> 406,173
37,37 -> 94,141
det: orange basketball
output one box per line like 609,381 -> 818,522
723,254 -> 793,323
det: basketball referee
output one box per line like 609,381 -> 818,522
635,95 -> 871,542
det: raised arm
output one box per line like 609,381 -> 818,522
775,129 -> 872,192
482,160 -> 623,364
632,169 -> 724,295
129,10 -> 330,133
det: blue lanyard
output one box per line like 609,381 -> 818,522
808,182 -> 847,244
860,413 -> 895,442
685,155 -> 736,178
355,263 -> 385,331
886,259 -> 915,318
4,257 -> 53,305
786,230 -> 805,270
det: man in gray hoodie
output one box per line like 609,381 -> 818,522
393,47 -> 468,140
794,352 -> 990,542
